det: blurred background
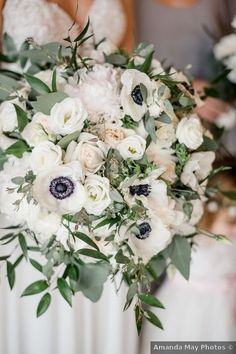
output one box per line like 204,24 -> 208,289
0,1 -> 236,353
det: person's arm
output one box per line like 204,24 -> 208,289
120,0 -> 135,52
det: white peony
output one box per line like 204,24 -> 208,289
84,175 -> 111,216
181,151 -> 215,192
155,121 -> 177,148
117,134 -> 146,160
176,114 -> 203,150
65,65 -> 121,122
22,112 -> 53,147
121,69 -> 152,121
33,162 -> 86,215
30,141 -> 63,173
49,97 -> 87,136
65,133 -> 108,174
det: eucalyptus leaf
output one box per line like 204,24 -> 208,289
31,92 -> 68,115
57,131 -> 80,149
169,235 -> 191,280
25,73 -> 51,95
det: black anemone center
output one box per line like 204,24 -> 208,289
131,85 -> 143,106
129,184 -> 151,197
135,222 -> 152,240
49,176 -> 74,200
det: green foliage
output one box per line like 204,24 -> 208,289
57,131 -> 80,149
122,115 -> 139,129
31,92 -> 68,114
25,73 -> 51,95
138,293 -> 164,309
14,104 -> 28,132
6,261 -> 15,289
37,293 -> 51,317
166,235 -> 191,280
22,280 -> 48,296
5,140 -> 30,158
57,278 -> 72,306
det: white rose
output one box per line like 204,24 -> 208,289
65,133 -> 108,173
33,162 -> 86,215
49,97 -> 87,136
117,134 -> 146,160
22,112 -> 53,147
65,65 -> 121,123
121,69 -> 153,121
30,141 -> 63,173
176,114 -> 203,150
84,175 -> 111,216
181,151 -> 215,191
0,99 -> 24,132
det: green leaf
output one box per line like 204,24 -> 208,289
200,136 -> 218,152
5,140 -> 30,158
221,190 -> 236,200
6,261 -> 15,289
169,235 -> 191,280
0,148 -> 8,171
146,255 -> 166,279
115,249 -> 130,264
57,278 -> 72,306
144,114 -> 156,143
74,18 -> 90,42
2,33 -> 17,61
82,284 -> 104,302
19,40 -> 30,69
124,283 -> 138,310
144,309 -> 164,330
183,201 -> 193,220
179,96 -> 195,107
31,92 -> 68,115
22,280 -> 48,296
77,248 -> 108,262
74,232 -> 99,251
37,293 -> 51,317
13,104 -> 28,132
105,53 -> 128,66
134,41 -> 154,58
18,233 -> 28,259
0,255 -> 10,261
156,112 -> 171,124
24,73 -> 51,95
68,265 -> 79,292
57,131 -> 80,149
140,51 -> 154,73
135,304 -> 144,335
29,258 -> 43,273
138,293 -> 164,309
11,176 -> 24,185
0,73 -> 20,100
78,262 -> 111,301
51,69 -> 57,92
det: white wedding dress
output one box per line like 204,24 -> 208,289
0,2 -> 138,354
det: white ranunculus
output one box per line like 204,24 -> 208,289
49,97 -> 87,136
214,34 -> 236,61
155,121 -> 177,148
30,141 -> 63,173
84,175 -> 111,216
65,133 -> 108,173
181,151 -> 215,192
176,114 -> 203,150
22,112 -> 53,147
35,69 -> 66,91
27,208 -> 61,242
121,69 -> 152,121
117,134 -> 146,160
33,162 -> 86,215
0,99 -> 24,132
126,216 -> 173,264
66,65 -> 121,123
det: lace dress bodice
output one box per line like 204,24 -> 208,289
2,0 -> 126,49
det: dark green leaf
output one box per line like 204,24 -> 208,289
135,304 -> 144,335
115,249 -> 130,264
140,51 -> 154,73
22,280 -> 48,296
5,140 -> 30,158
77,248 -> 108,261
6,261 -> 15,289
13,254 -> 24,268
145,309 -> 164,330
25,73 -> 51,95
74,18 -> 90,42
37,293 -> 51,317
13,104 -> 28,132
29,258 -> 43,273
57,278 -> 72,306
0,255 -> 10,261
221,190 -> 236,200
138,293 -> 164,309
18,233 -> 28,258
169,235 -> 191,280
200,136 -> 218,152
51,69 -> 57,92
74,232 -> 99,251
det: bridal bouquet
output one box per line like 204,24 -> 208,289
0,23 -> 227,332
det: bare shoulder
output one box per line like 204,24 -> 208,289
0,0 -> 5,10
